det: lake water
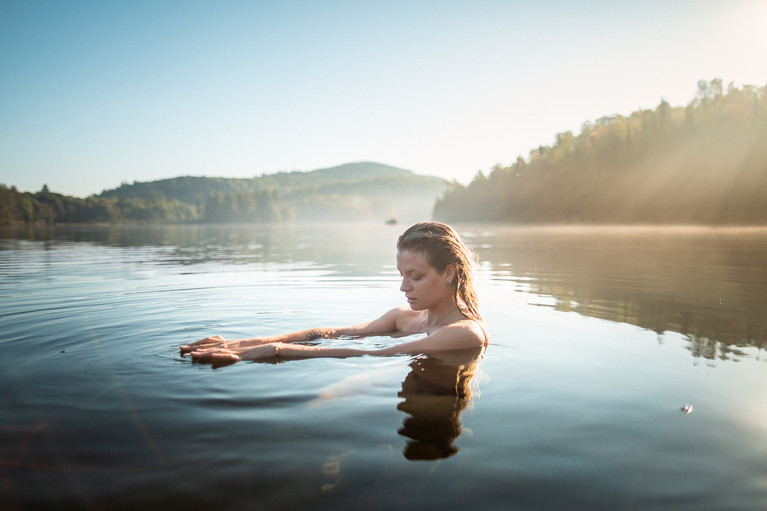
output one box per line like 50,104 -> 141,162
1,223 -> 766,510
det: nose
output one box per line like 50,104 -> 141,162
400,278 -> 410,293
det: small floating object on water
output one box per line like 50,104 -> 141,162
681,403 -> 693,414
385,217 -> 398,225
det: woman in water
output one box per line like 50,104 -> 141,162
180,222 -> 488,363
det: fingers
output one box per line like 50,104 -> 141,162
191,335 -> 226,346
180,343 -> 216,354
180,335 -> 226,354
180,336 -> 243,364
189,348 -> 240,362
186,346 -> 222,357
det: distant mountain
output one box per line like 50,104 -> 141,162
287,161 -> 415,181
98,162 -> 437,200
90,161 -> 448,223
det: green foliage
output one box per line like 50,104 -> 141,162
0,185 -> 196,225
435,80 -> 767,224
1,162 -> 446,225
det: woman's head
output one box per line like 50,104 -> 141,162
397,222 -> 484,327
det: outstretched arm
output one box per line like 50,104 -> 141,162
188,318 -> 485,363
180,307 -> 403,354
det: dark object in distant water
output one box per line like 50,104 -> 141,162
385,218 -> 398,225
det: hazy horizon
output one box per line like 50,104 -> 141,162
2,0 -> 766,197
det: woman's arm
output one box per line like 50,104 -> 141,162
180,307 -> 405,354
189,319 -> 485,362
189,342 -> 374,363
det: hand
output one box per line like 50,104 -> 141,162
180,335 -> 228,354
189,343 -> 278,363
188,346 -> 241,363
180,335 -> 274,355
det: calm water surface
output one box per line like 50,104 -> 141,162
1,223 -> 766,510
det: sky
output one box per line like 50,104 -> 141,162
1,0 -> 766,197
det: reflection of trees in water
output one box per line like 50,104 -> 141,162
396,348 -> 483,460
686,334 -> 750,363
471,227 -> 767,361
548,294 -> 766,360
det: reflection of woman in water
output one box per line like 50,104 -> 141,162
181,222 -> 488,361
398,349 -> 482,460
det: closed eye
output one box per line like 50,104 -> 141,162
398,269 -> 424,281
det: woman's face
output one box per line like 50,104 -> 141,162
396,249 -> 453,311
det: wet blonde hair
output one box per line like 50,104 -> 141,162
397,222 -> 487,341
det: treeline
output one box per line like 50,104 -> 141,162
0,184 -> 388,225
1,162 -> 447,225
0,185 -> 197,225
434,79 -> 767,224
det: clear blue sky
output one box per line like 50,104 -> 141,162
2,0 -> 766,197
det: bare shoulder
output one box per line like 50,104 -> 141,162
420,319 -> 486,351
342,306 -> 420,337
391,305 -> 417,316
443,319 -> 486,345
390,306 -> 423,332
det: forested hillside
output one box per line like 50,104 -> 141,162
0,184 -> 197,224
434,80 -> 767,224
0,162 -> 447,225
